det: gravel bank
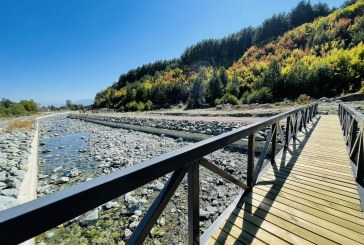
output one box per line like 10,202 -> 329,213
36,115 -> 250,245
0,127 -> 35,211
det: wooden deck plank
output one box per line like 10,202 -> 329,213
204,115 -> 364,245
233,205 -> 338,244
267,168 -> 357,188
228,209 -> 314,244
254,183 -> 364,222
220,219 -> 280,245
247,191 -> 364,240
273,163 -> 356,181
257,179 -> 363,215
262,171 -> 359,200
276,163 -> 355,179
252,186 -> 364,229
277,157 -> 354,171
211,227 -> 264,245
262,174 -> 362,205
266,170 -> 358,193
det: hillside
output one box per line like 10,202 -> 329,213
94,1 -> 364,111
229,0 -> 364,101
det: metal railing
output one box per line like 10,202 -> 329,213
338,102 -> 364,183
0,103 -> 318,244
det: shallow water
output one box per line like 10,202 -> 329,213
38,131 -> 97,176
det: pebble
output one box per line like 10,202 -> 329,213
124,229 -> 132,238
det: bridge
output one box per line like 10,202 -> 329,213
0,102 -> 363,244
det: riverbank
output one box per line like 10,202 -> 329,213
0,123 -> 35,211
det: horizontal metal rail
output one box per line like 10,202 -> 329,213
0,103 -> 318,244
338,102 -> 364,183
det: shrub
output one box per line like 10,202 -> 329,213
240,91 -> 250,104
145,100 -> 153,111
297,94 -> 312,104
125,101 -> 138,111
247,87 -> 273,103
137,102 -> 145,111
117,106 -> 125,112
221,93 -> 239,105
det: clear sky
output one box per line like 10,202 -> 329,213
0,0 -> 344,105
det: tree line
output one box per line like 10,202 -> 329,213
0,98 -> 39,118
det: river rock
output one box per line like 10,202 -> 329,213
0,195 -> 19,211
128,221 -> 139,230
105,201 -> 120,209
1,188 -> 18,198
0,172 -> 7,182
158,217 -> 165,226
52,166 -> 63,173
125,193 -> 138,204
124,229 -> 132,239
56,177 -> 69,184
80,209 -> 99,226
199,209 -> 210,220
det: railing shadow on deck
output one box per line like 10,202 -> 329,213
213,115 -> 320,244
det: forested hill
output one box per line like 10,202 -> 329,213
112,1 -> 333,90
95,0 -> 364,111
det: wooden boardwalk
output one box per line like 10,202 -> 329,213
205,115 -> 364,244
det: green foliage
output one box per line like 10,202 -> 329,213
216,93 -> 239,105
145,100 -> 153,111
137,101 -> 145,111
231,0 -> 364,101
186,76 -> 206,109
245,87 -> 273,104
20,100 -> 38,112
125,101 -> 138,111
66,100 -> 84,111
182,1 -> 331,66
0,98 -> 39,118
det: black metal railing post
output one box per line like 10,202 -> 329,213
247,134 -> 255,187
285,116 -> 291,149
271,123 -> 277,163
188,162 -> 200,245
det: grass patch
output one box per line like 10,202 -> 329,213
5,119 -> 33,131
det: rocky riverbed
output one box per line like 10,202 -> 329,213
36,115 -> 249,245
69,113 -> 244,136
0,128 -> 35,211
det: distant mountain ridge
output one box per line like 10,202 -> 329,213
40,98 -> 93,107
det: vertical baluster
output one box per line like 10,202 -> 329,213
188,162 -> 200,245
303,108 -> 308,129
356,132 -> 364,183
285,116 -> 291,149
350,120 -> 358,150
308,107 -> 312,122
293,113 -> 298,139
298,111 -> 302,132
271,123 -> 277,163
247,134 -> 255,187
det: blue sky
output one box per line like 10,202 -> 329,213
0,0 -> 344,105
